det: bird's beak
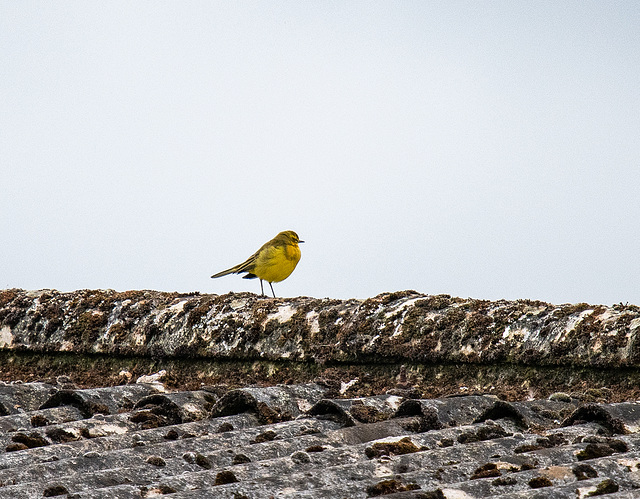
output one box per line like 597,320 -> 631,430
299,240 -> 305,243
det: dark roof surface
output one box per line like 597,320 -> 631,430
2,288 -> 640,497
0,379 -> 639,498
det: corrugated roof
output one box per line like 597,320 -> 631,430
0,380 -> 639,498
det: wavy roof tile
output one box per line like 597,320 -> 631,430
0,381 -> 636,498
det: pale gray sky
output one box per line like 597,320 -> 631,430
2,2 -> 639,305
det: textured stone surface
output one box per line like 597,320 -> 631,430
0,382 -> 637,498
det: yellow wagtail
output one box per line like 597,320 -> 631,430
211,230 -> 303,297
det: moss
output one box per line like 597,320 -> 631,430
264,318 -> 287,345
11,431 -> 49,448
528,476 -> 552,488
68,290 -> 110,312
457,423 -> 511,444
577,443 -> 615,460
514,443 -> 543,453
107,323 -> 130,344
587,479 -> 619,496
415,491 -> 445,499
114,290 -> 148,301
366,479 -> 420,496
232,453 -> 251,464
133,300 -> 153,316
475,401 -> 529,428
254,401 -> 291,424
350,404 -> 390,423
0,289 -> 20,307
415,295 -> 458,311
30,414 -> 50,427
130,410 -> 162,428
493,476 -> 517,486
5,442 -> 28,452
214,470 -> 239,485
0,309 -> 23,328
600,329 -> 629,352
251,429 -> 277,443
64,311 -> 108,345
195,453 -> 212,469
186,298 -> 214,328
43,485 -> 69,497
436,307 -> 467,334
164,429 -> 179,440
42,303 -> 64,336
170,334 -> 210,358
378,291 -> 418,304
305,445 -> 324,453
576,439 -> 628,461
142,323 -> 161,342
571,309 -> 606,344
211,317 -> 243,342
3,347 -> 640,404
288,308 -> 312,338
250,301 -> 271,323
573,463 -> 598,480
471,463 -> 501,479
290,451 -> 311,464
467,312 -> 494,337
46,427 -> 80,443
563,404 -> 627,434
217,422 -> 234,432
553,303 -> 592,319
146,456 -> 166,467
145,485 -> 178,495
514,434 -> 568,454
316,308 -> 341,343
365,437 -> 422,459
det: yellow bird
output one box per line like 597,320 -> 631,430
211,230 -> 303,297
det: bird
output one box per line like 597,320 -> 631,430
211,230 -> 303,298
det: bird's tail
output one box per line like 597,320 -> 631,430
211,255 -> 257,279
210,267 -> 236,279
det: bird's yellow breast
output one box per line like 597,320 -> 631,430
254,243 -> 301,283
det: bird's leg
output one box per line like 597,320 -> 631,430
269,282 -> 276,298
260,279 -> 265,296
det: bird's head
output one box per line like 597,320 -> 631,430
279,230 -> 304,245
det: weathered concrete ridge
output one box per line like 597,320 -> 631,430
1,288 -> 639,368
